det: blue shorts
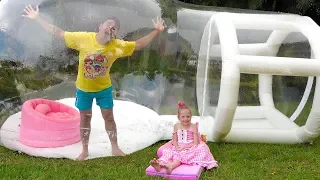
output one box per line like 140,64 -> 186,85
75,86 -> 114,111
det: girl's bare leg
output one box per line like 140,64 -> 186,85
161,160 -> 181,174
149,158 -> 161,172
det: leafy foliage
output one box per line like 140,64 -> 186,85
0,59 -> 63,100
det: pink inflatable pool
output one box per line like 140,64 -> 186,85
146,141 -> 203,180
19,98 -> 81,148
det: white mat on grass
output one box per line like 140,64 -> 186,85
0,98 -> 175,160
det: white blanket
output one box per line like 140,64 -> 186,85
0,98 -> 175,160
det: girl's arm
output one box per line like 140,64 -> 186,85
193,124 -> 200,145
172,124 -> 179,147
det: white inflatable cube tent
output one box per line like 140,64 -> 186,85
195,12 -> 320,144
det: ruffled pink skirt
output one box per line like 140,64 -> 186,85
158,141 -> 218,169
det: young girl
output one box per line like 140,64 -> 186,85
149,102 -> 218,174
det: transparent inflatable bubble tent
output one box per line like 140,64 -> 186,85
0,0 -> 320,159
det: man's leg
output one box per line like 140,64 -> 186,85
76,109 -> 92,160
96,86 -> 125,156
100,108 -> 126,156
75,89 -> 94,160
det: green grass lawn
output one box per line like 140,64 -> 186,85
1,102 -> 320,179
0,139 -> 319,179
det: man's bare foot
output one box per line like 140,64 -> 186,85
149,158 -> 161,172
76,151 -> 88,161
112,146 -> 126,156
161,164 -> 173,174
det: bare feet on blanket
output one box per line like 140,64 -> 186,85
112,146 -> 127,156
149,158 -> 161,172
76,151 -> 88,161
161,164 -> 173,174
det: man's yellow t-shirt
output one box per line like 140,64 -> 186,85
64,32 -> 136,92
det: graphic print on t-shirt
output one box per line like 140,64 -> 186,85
83,52 -> 109,79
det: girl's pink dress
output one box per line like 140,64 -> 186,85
158,123 -> 218,169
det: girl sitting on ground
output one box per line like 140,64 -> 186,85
149,102 -> 218,174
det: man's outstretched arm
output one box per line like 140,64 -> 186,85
23,5 -> 65,40
134,17 -> 166,51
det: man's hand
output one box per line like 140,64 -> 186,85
22,4 -> 65,40
22,5 -> 39,20
133,16 -> 166,50
152,17 -> 166,32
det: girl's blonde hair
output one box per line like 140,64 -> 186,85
177,102 -> 192,116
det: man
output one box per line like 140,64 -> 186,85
23,5 -> 166,160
